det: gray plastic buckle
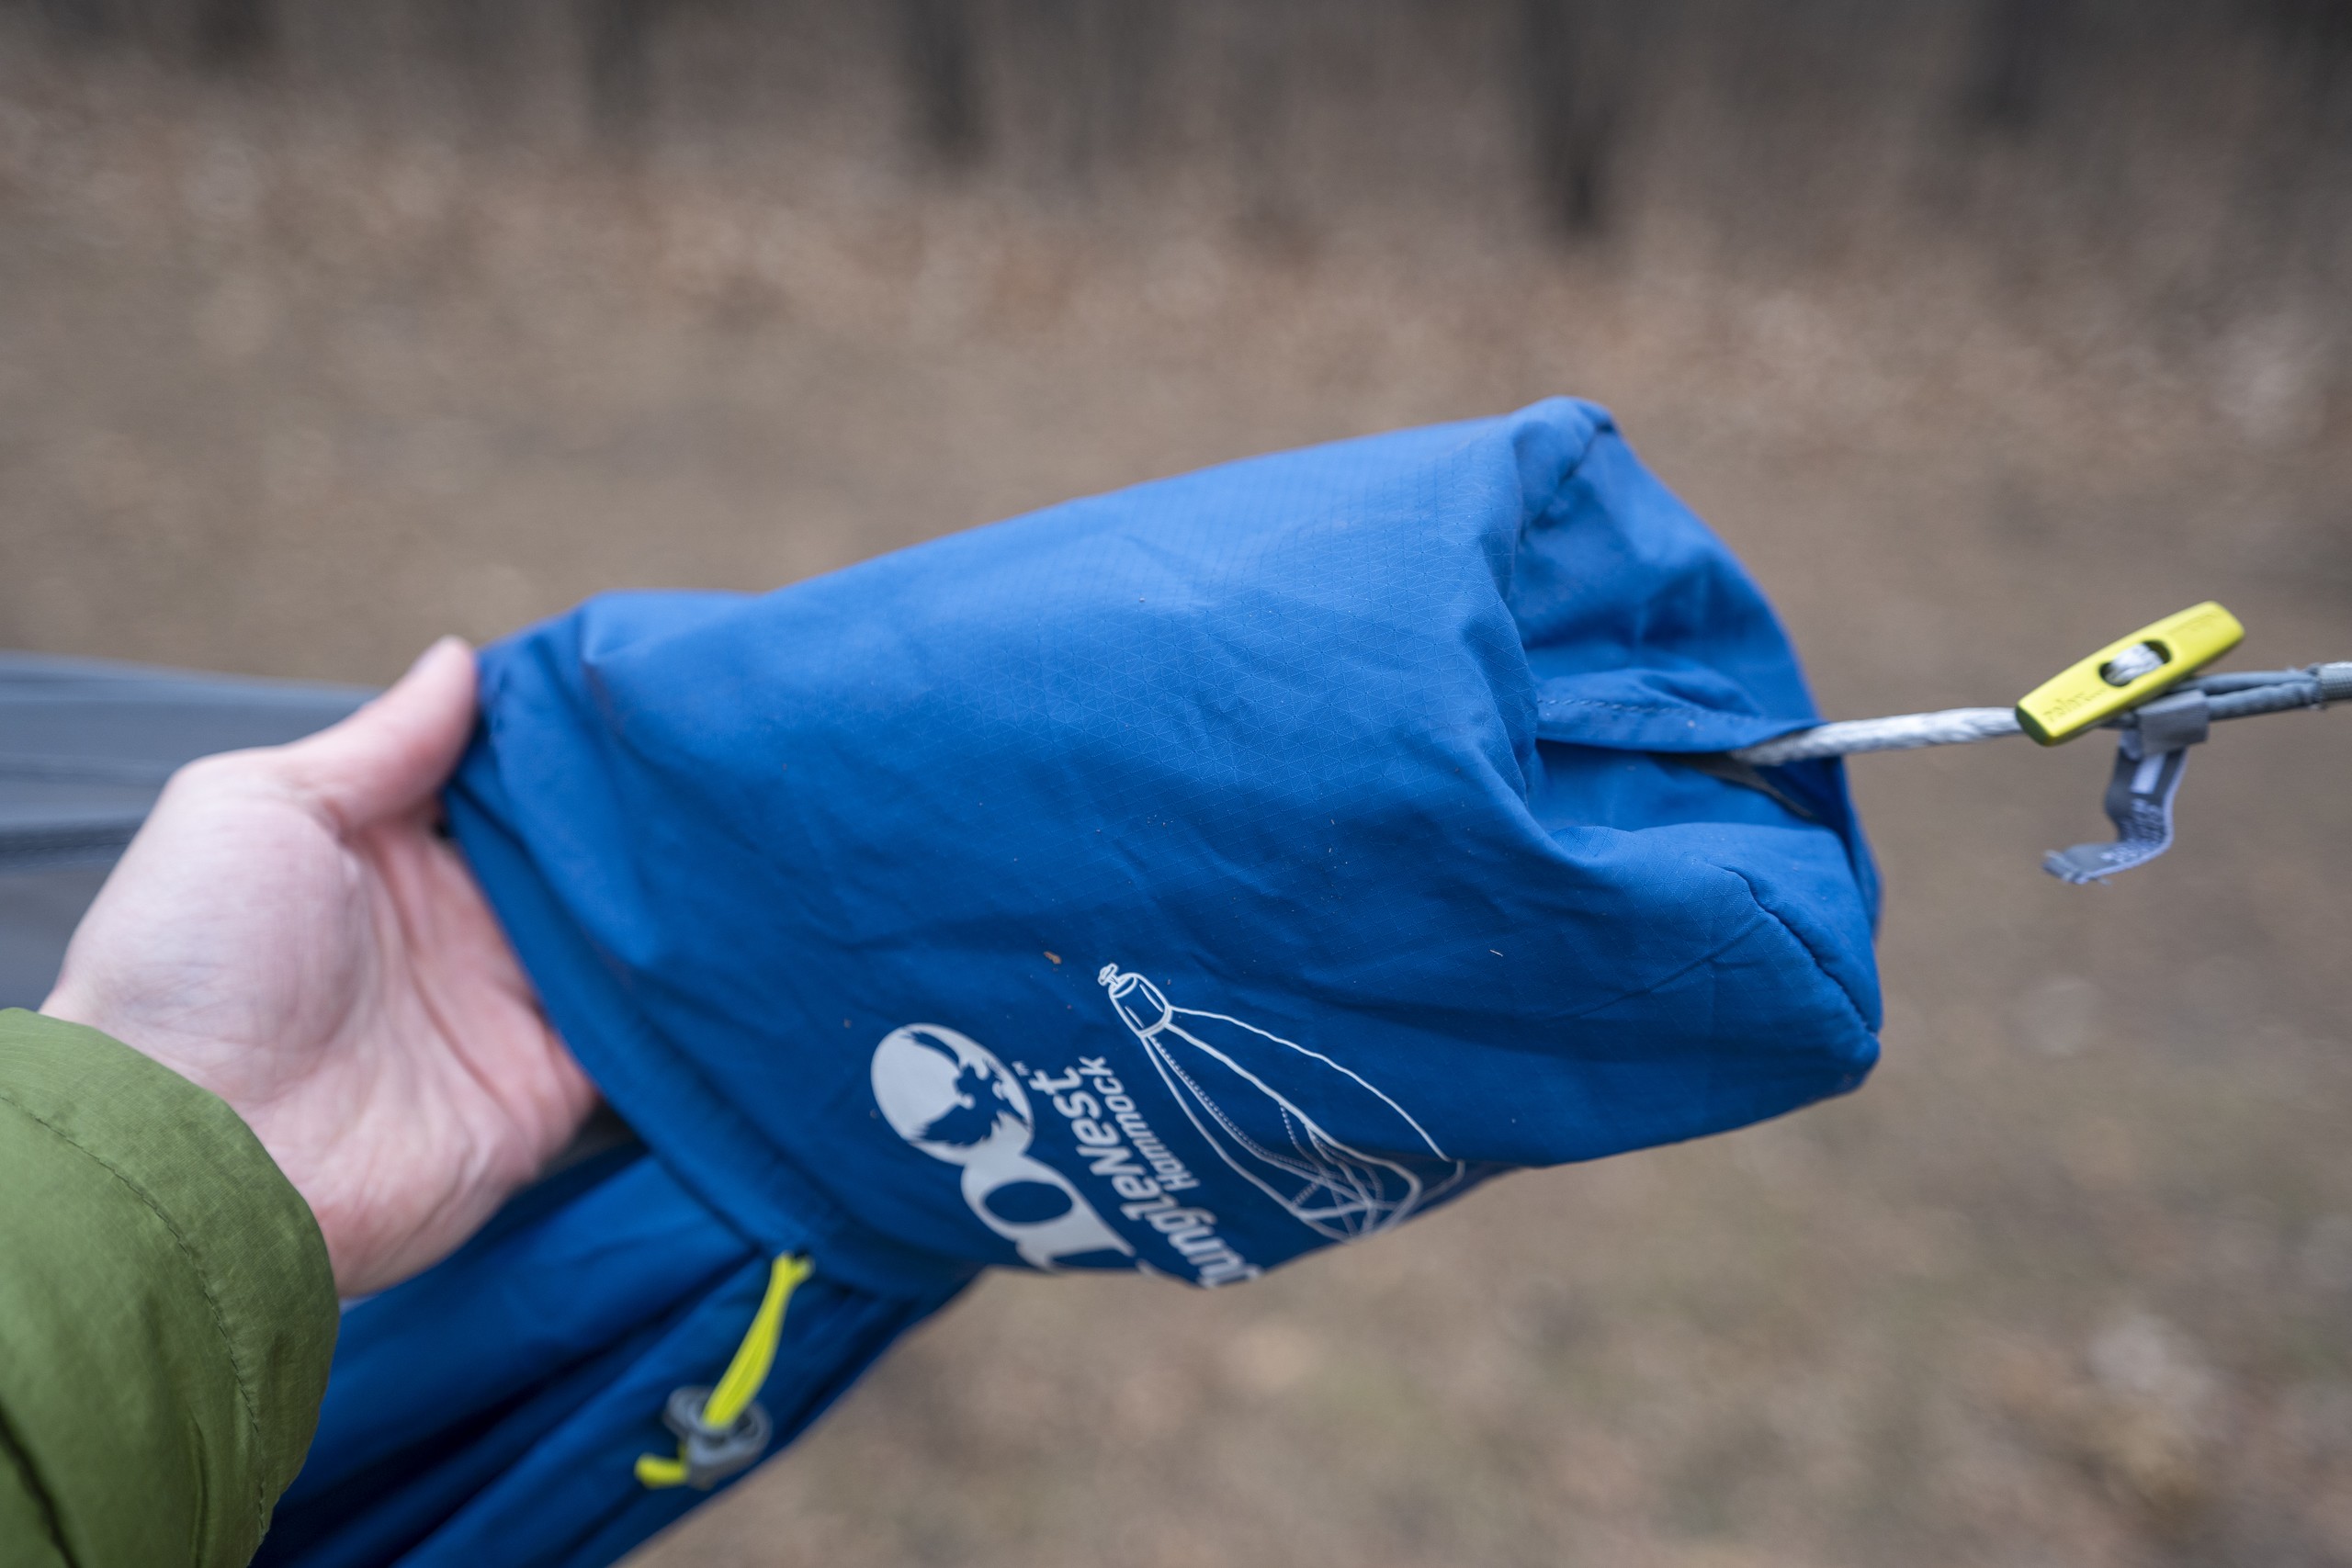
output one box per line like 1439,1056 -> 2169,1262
661,1385 -> 774,1490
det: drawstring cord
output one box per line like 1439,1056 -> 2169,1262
636,1253 -> 812,1490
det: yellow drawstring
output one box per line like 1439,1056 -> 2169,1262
636,1254 -> 812,1490
635,1454 -> 694,1488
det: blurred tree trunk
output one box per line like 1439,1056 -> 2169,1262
1087,0 -> 1162,172
900,0 -> 985,168
583,0 -> 656,141
1962,0 -> 2074,131
36,0 -> 116,41
1519,0 -> 1621,237
1012,0 -> 1162,193
1222,4 -> 1296,233
35,0 -> 276,65
191,0 -> 273,70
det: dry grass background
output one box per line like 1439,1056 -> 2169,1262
3,4 -> 2351,1562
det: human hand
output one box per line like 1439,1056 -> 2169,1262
43,639 -> 596,1296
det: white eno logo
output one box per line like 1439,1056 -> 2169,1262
869,1023 -> 1134,1271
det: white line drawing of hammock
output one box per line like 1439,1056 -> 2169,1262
1098,964 -> 1466,1241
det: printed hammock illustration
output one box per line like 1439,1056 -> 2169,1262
1098,964 -> 1467,1241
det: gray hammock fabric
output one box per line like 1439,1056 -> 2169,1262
0,651 -> 368,1008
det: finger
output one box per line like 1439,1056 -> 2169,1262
279,637 -> 481,830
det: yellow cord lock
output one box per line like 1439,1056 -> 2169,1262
2014,602 -> 2245,745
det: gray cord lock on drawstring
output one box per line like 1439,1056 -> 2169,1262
656,1385 -> 774,1490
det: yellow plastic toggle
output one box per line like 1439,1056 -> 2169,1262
2013,602 -> 2245,746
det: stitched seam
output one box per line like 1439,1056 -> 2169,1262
1536,697 -> 1708,716
0,1085 -> 274,1550
1495,858 -> 1870,1042
1714,864 -> 1875,1036
1541,924 -> 1753,1028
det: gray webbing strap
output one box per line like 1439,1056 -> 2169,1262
2042,688 -> 2213,883
2043,742 -> 2192,884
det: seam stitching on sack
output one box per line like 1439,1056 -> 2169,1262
1538,697 -> 1716,716
1713,864 -> 1876,1038
1533,923 -> 1756,1029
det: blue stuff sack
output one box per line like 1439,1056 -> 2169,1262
265,397 -> 1880,1567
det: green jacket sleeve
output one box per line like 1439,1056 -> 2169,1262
0,1009 -> 337,1568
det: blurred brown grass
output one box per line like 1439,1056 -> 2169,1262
3,6 -> 2351,1563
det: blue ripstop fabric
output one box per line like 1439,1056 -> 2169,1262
268,397 -> 1880,1567
258,1146 -> 960,1568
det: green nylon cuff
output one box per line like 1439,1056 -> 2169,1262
0,1009 -> 337,1568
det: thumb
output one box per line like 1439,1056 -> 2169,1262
280,637 -> 481,830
